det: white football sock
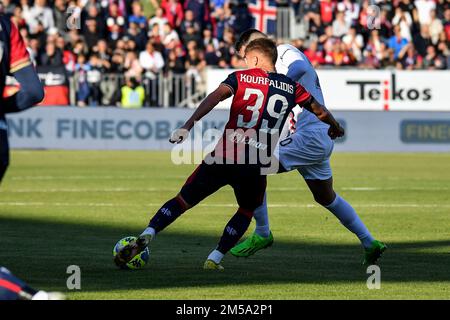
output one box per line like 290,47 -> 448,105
253,193 -> 271,238
140,227 -> 156,240
207,249 -> 224,264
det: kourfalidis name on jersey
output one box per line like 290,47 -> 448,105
239,73 -> 294,94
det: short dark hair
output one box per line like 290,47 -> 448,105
245,38 -> 278,65
235,28 -> 266,52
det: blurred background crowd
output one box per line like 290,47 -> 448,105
1,0 -> 449,107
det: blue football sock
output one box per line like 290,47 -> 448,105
148,197 -> 186,233
325,194 -> 375,249
217,209 -> 253,254
253,193 -> 271,238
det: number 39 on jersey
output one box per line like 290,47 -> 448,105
221,68 -> 312,135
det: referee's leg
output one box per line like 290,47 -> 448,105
0,117 -> 9,183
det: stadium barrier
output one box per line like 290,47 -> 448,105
68,71 -> 206,108
206,69 -> 450,111
7,107 -> 450,152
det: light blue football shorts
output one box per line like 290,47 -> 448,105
277,129 -> 334,180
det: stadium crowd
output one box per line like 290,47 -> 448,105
1,0 -> 449,107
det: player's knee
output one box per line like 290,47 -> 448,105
313,192 -> 335,207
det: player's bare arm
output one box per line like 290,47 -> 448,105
303,97 -> 345,140
169,84 -> 232,144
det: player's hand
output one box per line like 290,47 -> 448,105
328,124 -> 345,140
169,128 -> 190,144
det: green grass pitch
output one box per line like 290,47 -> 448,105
0,151 -> 449,300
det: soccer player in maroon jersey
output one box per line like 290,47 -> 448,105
114,38 -> 343,270
0,14 -> 44,183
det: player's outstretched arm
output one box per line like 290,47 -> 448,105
304,98 -> 345,140
169,84 -> 232,144
2,65 -> 45,114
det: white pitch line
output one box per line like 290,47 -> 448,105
3,186 -> 450,193
0,202 -> 449,209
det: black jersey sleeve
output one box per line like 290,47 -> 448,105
220,72 -> 238,95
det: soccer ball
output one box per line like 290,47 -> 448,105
113,236 -> 150,270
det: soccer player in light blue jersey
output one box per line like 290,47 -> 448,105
230,29 -> 386,265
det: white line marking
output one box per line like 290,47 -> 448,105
0,202 -> 449,209
3,186 -> 450,193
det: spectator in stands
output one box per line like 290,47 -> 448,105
129,1 -> 147,29
161,0 -> 184,29
1,0 -> 16,15
39,41 -> 63,67
139,41 -> 165,78
320,25 -> 337,55
117,77 -> 146,109
11,5 -> 26,28
363,34 -> 384,69
204,43 -> 220,66
437,40 -> 449,68
429,9 -> 444,45
298,0 -> 321,34
186,44 -> 206,84
184,0 -> 207,28
149,7 -> 168,37
203,28 -> 219,51
161,22 -> 180,49
388,25 -> 409,59
332,11 -> 350,38
84,3 -> 106,38
229,0 -> 252,34
342,26 -> 364,62
320,0 -> 335,26
444,8 -> 450,41
124,50 -> 143,80
413,24 -> 433,57
304,40 -> 325,67
436,0 -> 449,20
398,0 -> 418,22
180,10 -> 201,37
140,0 -> 161,18
380,45 -> 397,69
392,7 -> 413,41
166,47 -> 186,75
211,7 -> 230,41
360,50 -> 381,69
328,39 -> 355,66
56,35 -> 76,73
110,49 -> 125,73
416,0 -> 436,25
22,0 -> 55,34
423,45 -> 447,69
93,39 -> 112,70
126,22 -> 148,52
182,24 -> 202,49
75,54 -> 91,107
53,0 -> 67,33
377,9 -> 393,39
87,53 -> 103,106
107,1 -> 126,35
337,0 -> 360,27
84,18 -> 102,49
398,43 -> 423,70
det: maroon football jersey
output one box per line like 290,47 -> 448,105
210,68 -> 311,164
